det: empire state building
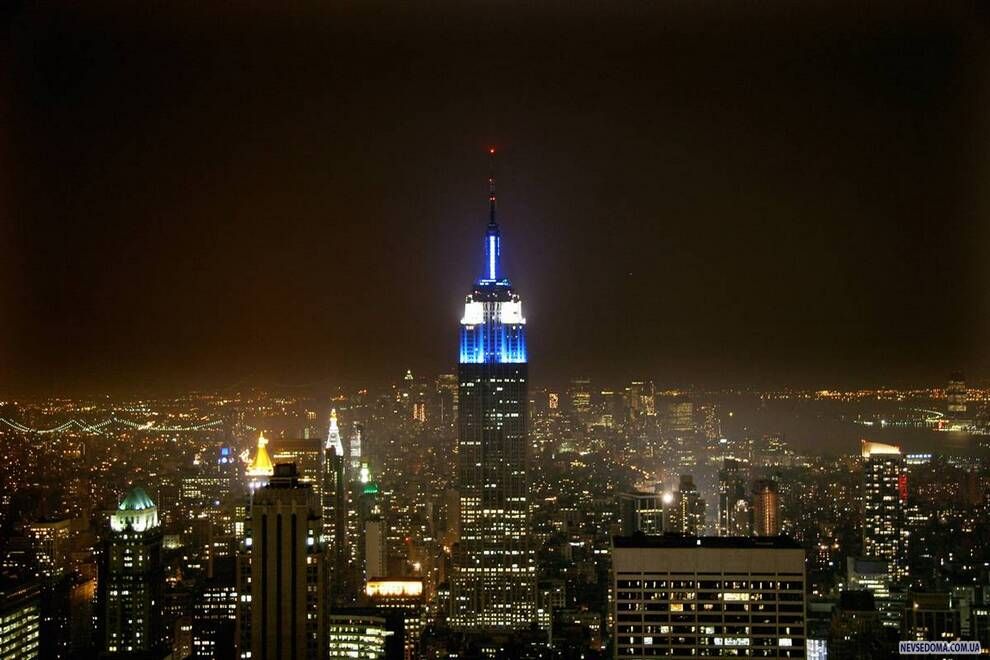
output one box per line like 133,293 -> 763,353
450,150 -> 536,630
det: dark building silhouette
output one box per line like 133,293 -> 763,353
238,463 -> 327,659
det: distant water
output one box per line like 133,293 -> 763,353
716,395 -> 985,457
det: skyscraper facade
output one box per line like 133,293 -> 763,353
946,372 -> 967,418
102,487 -> 165,657
238,463 -> 327,659
0,578 -> 41,660
717,459 -> 750,537
450,154 -> 535,630
322,412 -> 348,604
752,479 -> 781,537
612,535 -> 806,657
668,475 -> 706,535
862,441 -> 909,583
618,492 -> 665,536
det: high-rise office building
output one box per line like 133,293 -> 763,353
618,492 -> 665,536
752,479 -> 781,537
569,378 -> 593,423
327,612 -> 391,659
348,424 -> 363,478
663,401 -> 697,470
238,463 -> 327,659
450,152 -> 536,630
717,459 -> 750,537
183,444 -> 242,544
828,590 -> 884,659
192,558 -> 237,659
946,372 -> 967,418
663,400 -> 695,436
612,535 -> 806,657
25,518 -> 72,578
903,593 -> 962,642
102,487 -> 166,657
271,439 -> 323,490
354,478 -> 385,587
364,518 -> 387,581
627,380 -> 656,418
862,440 -> 909,582
599,389 -> 621,428
0,578 -> 41,659
323,420 -> 347,604
435,373 -> 459,425
668,475 -> 705,535
214,443 -> 240,537
303,410 -> 319,440
846,557 -> 899,629
365,579 -> 426,660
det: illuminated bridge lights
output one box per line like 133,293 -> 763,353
0,416 -> 224,434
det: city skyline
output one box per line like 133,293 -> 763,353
5,2 -> 989,395
2,3 -> 990,658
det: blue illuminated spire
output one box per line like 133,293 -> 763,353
482,147 -> 502,283
460,147 -> 526,364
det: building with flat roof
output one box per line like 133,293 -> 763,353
612,533 -> 805,658
862,440 -> 909,582
327,611 -> 392,659
25,518 -> 72,578
751,480 -> 780,537
0,578 -> 41,659
238,463 -> 327,659
618,492 -> 665,536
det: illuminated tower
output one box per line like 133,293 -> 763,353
717,458 -> 749,536
862,440 -> 908,582
348,424 -> 362,478
322,425 -> 348,605
669,474 -> 705,535
326,409 -> 344,459
102,487 -> 165,656
752,478 -> 781,536
246,432 -> 275,493
450,149 -> 535,630
946,372 -> 967,419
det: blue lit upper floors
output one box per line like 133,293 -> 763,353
459,290 -> 526,364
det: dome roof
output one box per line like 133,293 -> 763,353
118,486 -> 155,511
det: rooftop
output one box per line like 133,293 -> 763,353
247,432 -> 274,476
118,486 -> 155,511
613,532 -> 803,550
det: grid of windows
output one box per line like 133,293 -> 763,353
612,538 -> 807,660
615,574 -> 805,657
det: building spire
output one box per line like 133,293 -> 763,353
482,146 -> 502,281
326,408 -> 343,456
488,146 -> 497,227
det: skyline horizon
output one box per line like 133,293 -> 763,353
1,367 -> 981,400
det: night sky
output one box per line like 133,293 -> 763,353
3,1 -> 988,395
